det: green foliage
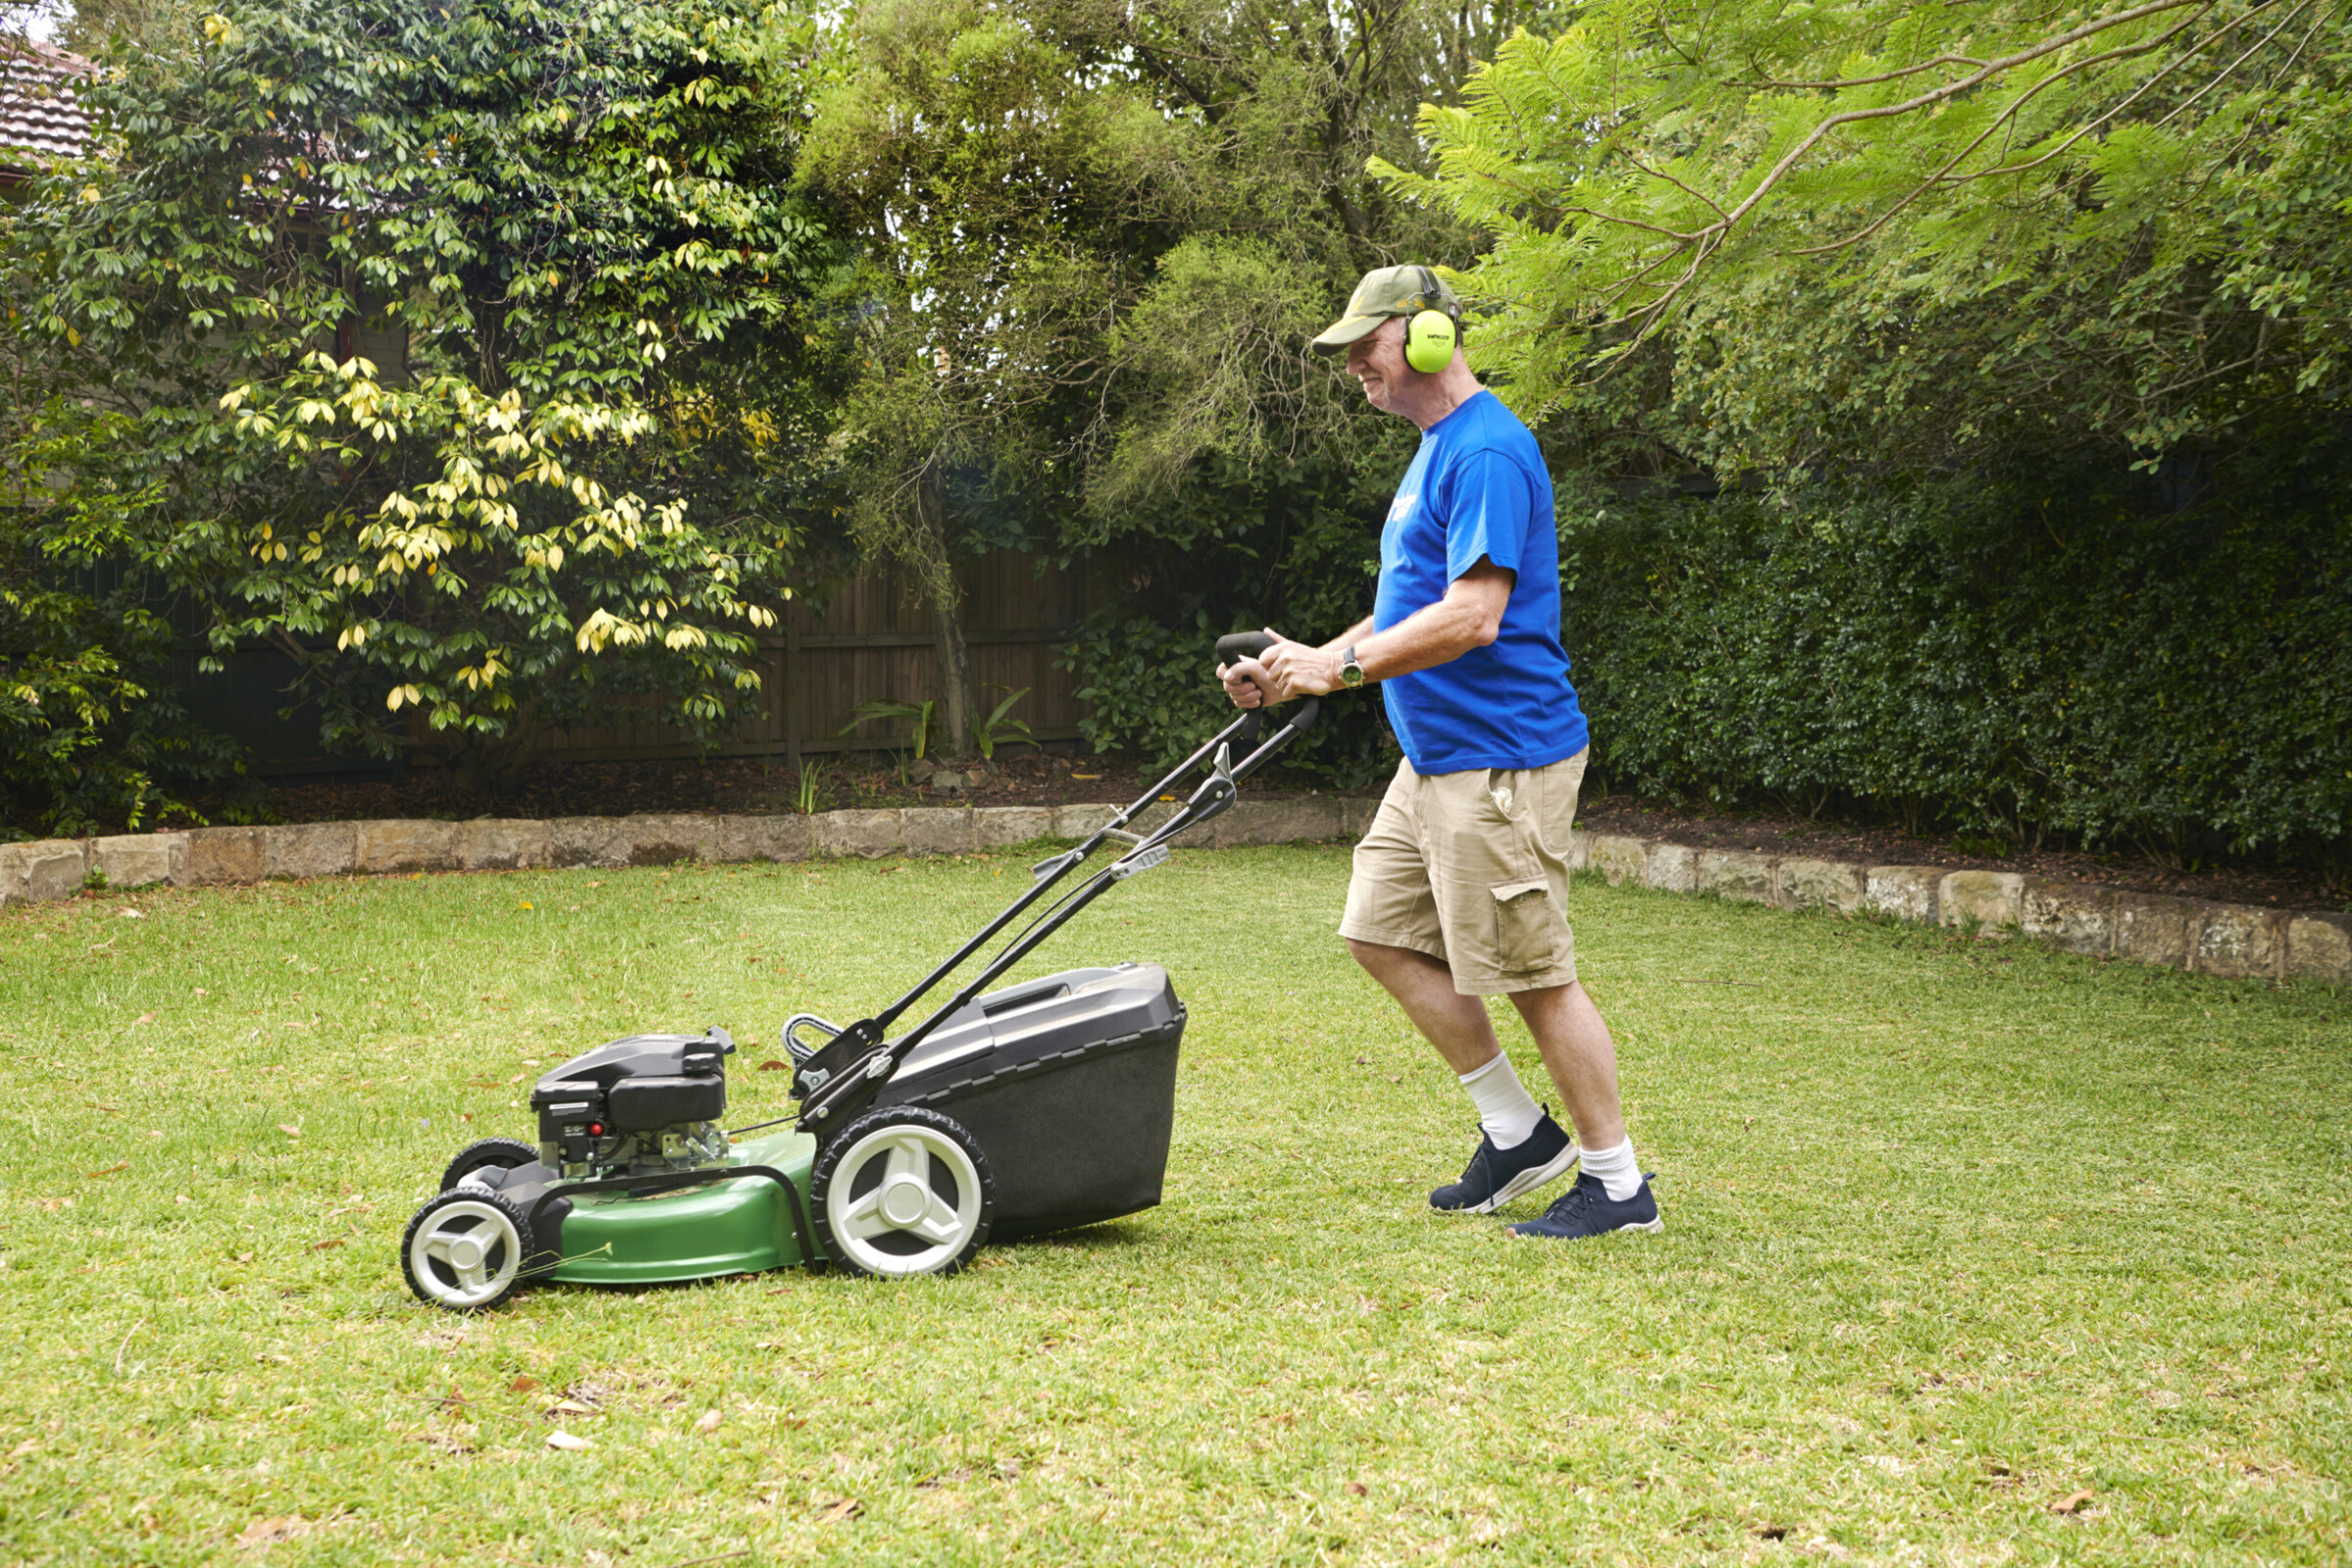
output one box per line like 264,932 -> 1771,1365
805,0 -> 1513,529
1384,0 -> 2352,471
1060,454 -> 1405,788
971,684 -> 1032,761
797,0 -> 1180,755
794,757 -> 821,815
0,532 -> 239,837
1559,451 -> 2352,860
2,117 -> 240,836
11,0 -> 842,798
36,0 -> 204,59
839,697 -> 936,761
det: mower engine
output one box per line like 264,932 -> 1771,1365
527,1027 -> 736,1181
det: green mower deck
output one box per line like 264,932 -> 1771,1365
547,1129 -> 817,1285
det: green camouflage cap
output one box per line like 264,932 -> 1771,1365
1310,265 -> 1460,352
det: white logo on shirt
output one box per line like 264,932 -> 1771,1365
1388,491 -> 1418,523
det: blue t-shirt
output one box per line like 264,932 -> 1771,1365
1373,390 -> 1587,774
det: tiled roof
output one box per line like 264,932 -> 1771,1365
1,40 -> 96,173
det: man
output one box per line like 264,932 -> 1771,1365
1216,265 -> 1658,1241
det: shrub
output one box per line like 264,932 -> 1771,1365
1057,455 -> 1398,788
1557,445 -> 2352,865
0,545 -> 239,838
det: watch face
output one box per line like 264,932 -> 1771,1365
1342,652 -> 1366,687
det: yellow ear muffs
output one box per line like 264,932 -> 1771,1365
1403,308 -> 1457,374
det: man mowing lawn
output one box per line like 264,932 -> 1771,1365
1217,264 -> 1658,1242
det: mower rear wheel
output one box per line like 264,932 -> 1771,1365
439,1137 -> 542,1193
403,1190 -> 538,1311
810,1106 -> 993,1278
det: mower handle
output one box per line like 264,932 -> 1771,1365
1214,631 -> 1269,744
1215,629 -> 1276,664
791,642 -> 1332,1136
1215,630 -> 1320,740
792,690 -> 1323,1137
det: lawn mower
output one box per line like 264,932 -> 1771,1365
400,635 -> 1316,1309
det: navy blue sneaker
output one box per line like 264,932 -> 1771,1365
1430,1112 -> 1579,1214
1503,1171 -> 1663,1240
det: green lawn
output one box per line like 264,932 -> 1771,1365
1,844 -> 2345,1565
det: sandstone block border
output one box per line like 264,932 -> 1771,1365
2,804 -> 2341,985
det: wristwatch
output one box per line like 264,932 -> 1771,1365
1339,646 -> 1367,688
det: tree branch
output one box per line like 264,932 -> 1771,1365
1737,54 -> 1992,92
1787,0 -> 2260,258
1569,0 -> 2229,335
1619,149 -> 1730,222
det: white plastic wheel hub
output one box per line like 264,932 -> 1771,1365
409,1198 -> 525,1309
823,1122 -> 984,1276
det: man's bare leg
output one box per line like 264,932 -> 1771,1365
1502,978 -> 1650,1226
1348,938 -> 1626,1153
1504,981 -> 1626,1154
1344,937 -> 1503,1073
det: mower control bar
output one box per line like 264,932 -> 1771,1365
1110,845 -> 1169,879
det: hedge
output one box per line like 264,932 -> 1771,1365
1556,447 -> 2351,866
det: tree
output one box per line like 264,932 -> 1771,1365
1380,0 -> 2352,473
11,0 -> 842,799
799,0 -> 1543,764
798,0 -> 1174,760
29,0 -> 203,58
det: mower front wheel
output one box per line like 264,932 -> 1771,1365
403,1190 -> 539,1312
810,1106 -> 993,1278
439,1137 -> 542,1193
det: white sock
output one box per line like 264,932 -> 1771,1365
1457,1055 -> 1543,1150
1581,1137 -> 1642,1200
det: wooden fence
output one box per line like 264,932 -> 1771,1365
164,548 -> 1098,775
536,548 -> 1095,766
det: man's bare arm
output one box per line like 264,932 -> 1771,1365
1219,561 -> 1513,706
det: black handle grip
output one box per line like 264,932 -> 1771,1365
1215,631 -> 1277,719
1215,631 -> 1275,666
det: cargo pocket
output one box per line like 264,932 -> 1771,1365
1491,878 -> 1558,975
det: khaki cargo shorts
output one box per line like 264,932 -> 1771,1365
1338,749 -> 1588,996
